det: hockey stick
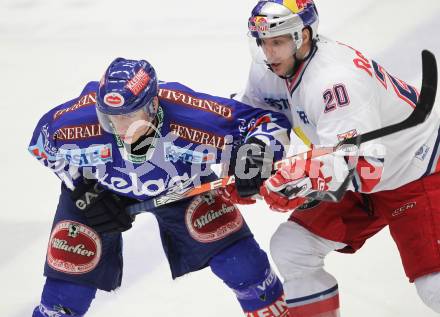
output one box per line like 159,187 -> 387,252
127,50 -> 437,215
308,49 -> 437,201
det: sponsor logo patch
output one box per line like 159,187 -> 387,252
185,193 -> 243,243
28,124 -> 58,160
249,16 -> 269,32
104,92 -> 125,107
57,144 -> 112,166
158,88 -> 232,119
47,221 -> 102,274
164,142 -> 215,164
53,92 -> 97,120
337,129 -> 358,141
169,123 -> 225,149
53,123 -> 102,141
126,69 -> 150,96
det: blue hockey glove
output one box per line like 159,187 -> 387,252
71,179 -> 138,234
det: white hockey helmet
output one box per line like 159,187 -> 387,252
248,0 -> 319,51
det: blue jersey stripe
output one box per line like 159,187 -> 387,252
286,284 -> 339,305
423,126 -> 440,177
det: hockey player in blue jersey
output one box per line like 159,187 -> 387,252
29,57 -> 293,317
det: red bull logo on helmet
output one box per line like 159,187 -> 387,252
249,16 -> 269,32
282,0 -> 312,13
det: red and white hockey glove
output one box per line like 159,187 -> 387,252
260,158 -> 332,212
218,184 -> 257,205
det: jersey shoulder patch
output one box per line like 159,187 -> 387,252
29,81 -> 107,162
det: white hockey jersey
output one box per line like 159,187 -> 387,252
240,36 -> 440,193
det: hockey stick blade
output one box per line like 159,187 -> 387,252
127,50 -> 437,215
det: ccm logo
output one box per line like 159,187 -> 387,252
391,202 -> 416,217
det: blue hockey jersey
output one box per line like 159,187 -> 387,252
29,81 -> 291,201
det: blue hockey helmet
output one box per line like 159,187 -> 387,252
248,0 -> 319,50
96,58 -> 158,135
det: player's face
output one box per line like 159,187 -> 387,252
260,35 -> 296,77
110,98 -> 158,144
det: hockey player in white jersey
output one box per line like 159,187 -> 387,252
224,0 -> 440,316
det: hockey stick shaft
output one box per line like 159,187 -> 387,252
291,49 -> 437,202
127,50 -> 437,214
127,146 -> 337,215
342,50 -> 437,146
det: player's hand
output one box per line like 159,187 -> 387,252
218,184 -> 257,205
233,137 -> 274,199
71,179 -> 139,234
260,158 -> 332,212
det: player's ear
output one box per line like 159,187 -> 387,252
302,27 -> 311,44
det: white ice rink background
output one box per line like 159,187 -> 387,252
1,0 -> 440,316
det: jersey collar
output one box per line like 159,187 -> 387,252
285,44 -> 318,95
